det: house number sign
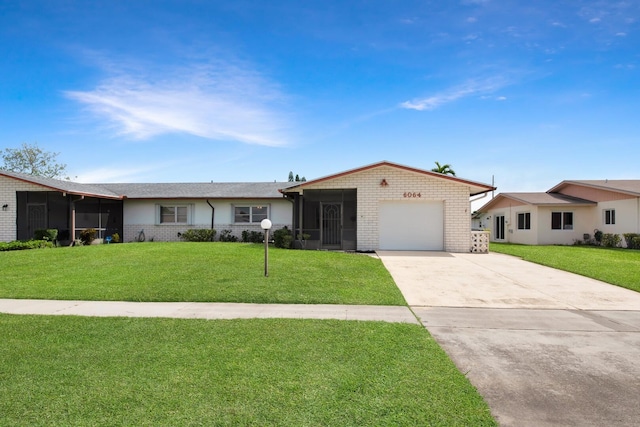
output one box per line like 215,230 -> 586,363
403,192 -> 422,198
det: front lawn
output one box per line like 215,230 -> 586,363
0,314 -> 497,426
491,243 -> 640,293
0,243 -> 406,305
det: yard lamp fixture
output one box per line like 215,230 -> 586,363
2,204 -> 8,211
261,219 -> 272,277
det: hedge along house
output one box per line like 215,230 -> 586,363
281,161 -> 495,252
0,170 -> 292,244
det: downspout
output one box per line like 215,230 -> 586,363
206,200 -> 215,241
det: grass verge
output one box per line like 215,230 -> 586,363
1,314 -> 497,426
0,243 -> 405,305
491,243 -> 640,292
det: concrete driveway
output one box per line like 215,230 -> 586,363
378,251 -> 640,427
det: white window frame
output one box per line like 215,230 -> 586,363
233,204 -> 270,224
604,209 -> 615,225
517,212 -> 531,230
156,204 -> 193,225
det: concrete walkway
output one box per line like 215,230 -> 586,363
0,299 -> 419,324
378,251 -> 640,427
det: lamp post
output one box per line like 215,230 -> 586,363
260,219 -> 272,277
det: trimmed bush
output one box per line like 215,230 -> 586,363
0,240 -> 54,251
601,233 -> 621,248
219,230 -> 238,242
79,228 -> 97,246
242,230 -> 264,243
632,237 -> 640,250
180,229 -> 216,242
273,226 -> 293,249
34,229 -> 58,242
623,233 -> 640,249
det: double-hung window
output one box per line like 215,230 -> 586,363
551,211 -> 573,230
234,205 -> 269,223
517,212 -> 531,230
158,205 -> 189,224
604,209 -> 615,225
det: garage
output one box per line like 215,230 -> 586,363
378,200 -> 444,250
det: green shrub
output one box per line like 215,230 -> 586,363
79,228 -> 97,246
110,233 -> 120,243
219,229 -> 238,242
632,236 -> 640,250
273,226 -> 293,249
601,233 -> 621,248
0,240 -> 54,251
180,229 -> 216,242
34,229 -> 58,242
594,229 -> 603,244
242,230 -> 264,243
623,233 -> 640,249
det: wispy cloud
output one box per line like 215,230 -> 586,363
65,57 -> 292,147
400,76 -> 510,111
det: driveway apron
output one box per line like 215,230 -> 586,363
378,251 -> 640,427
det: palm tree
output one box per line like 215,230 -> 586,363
431,161 -> 456,176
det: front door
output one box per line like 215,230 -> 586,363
27,203 -> 47,238
321,203 -> 342,249
495,215 -> 505,240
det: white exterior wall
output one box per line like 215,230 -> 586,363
597,199 -> 640,240
122,198 -> 291,242
299,165 -> 473,252
0,175 -> 49,242
536,205 -> 596,245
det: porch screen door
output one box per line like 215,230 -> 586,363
321,203 -> 342,248
27,203 -> 47,238
495,215 -> 505,240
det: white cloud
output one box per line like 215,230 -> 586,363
400,76 -> 510,111
65,59 -> 292,147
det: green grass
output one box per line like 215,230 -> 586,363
0,314 -> 497,426
491,243 -> 640,292
0,243 -> 406,305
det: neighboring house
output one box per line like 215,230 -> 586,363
478,180 -> 640,246
1,161 -> 495,252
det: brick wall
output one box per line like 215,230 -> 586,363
300,165 -> 473,252
0,175 -> 49,242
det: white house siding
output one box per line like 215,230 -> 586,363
0,175 -> 49,242
509,206 -> 539,245
598,199 -> 640,240
536,205 -> 596,245
299,165 -> 472,252
122,199 -> 291,242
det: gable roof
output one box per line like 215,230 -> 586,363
0,170 -> 122,199
0,170 -> 292,200
548,180 -> 640,197
478,192 -> 596,212
100,182 -> 290,199
281,161 -> 495,196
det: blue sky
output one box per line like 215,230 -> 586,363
1,1 -> 638,200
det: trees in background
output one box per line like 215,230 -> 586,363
1,142 -> 67,178
431,161 -> 456,176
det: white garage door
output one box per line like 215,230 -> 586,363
379,200 -> 444,250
